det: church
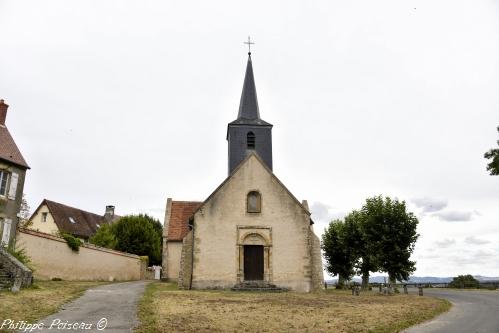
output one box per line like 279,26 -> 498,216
161,51 -> 324,293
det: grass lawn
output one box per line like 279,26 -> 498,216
0,280 -> 109,331
136,283 -> 451,333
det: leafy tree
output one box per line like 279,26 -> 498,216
89,223 -> 117,249
322,219 -> 358,288
449,274 -> 479,289
91,214 -> 162,265
361,196 -> 419,284
484,126 -> 499,175
18,194 -> 31,228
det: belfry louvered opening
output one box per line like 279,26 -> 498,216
247,132 -> 255,149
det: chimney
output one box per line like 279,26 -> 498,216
0,99 -> 8,126
104,205 -> 115,222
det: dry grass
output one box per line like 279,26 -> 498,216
136,283 -> 451,333
0,280 -> 109,330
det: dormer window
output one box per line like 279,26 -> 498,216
247,132 -> 255,149
247,191 -> 261,213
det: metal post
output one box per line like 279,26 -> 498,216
418,286 -> 423,296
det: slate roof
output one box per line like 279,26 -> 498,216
0,125 -> 29,169
167,201 -> 202,241
229,54 -> 272,127
31,199 -> 118,239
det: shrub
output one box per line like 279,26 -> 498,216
60,232 -> 82,252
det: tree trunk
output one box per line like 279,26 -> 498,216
361,271 -> 370,290
388,274 -> 396,294
337,275 -> 346,289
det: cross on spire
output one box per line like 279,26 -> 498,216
244,36 -> 254,55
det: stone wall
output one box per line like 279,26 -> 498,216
178,230 -> 194,289
16,229 -> 145,281
187,154 -> 321,292
309,229 -> 325,291
0,161 -> 27,247
0,246 -> 32,289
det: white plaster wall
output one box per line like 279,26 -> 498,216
167,241 -> 182,281
17,230 -> 144,281
191,155 -> 314,292
29,204 -> 59,235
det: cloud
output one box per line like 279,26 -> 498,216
433,211 -> 473,222
435,238 -> 456,248
310,202 -> 346,223
411,197 -> 448,213
464,236 -> 490,245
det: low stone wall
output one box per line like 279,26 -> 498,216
0,246 -> 33,289
16,229 -> 146,281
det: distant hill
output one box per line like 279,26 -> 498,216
325,275 -> 499,284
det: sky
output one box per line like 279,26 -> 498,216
1,0 -> 498,278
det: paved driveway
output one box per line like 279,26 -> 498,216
33,281 -> 150,333
404,288 -> 499,333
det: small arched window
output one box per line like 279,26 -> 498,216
247,132 -> 255,149
247,191 -> 261,213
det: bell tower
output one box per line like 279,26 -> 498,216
227,51 -> 273,175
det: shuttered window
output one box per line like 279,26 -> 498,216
0,171 -> 8,197
247,191 -> 261,213
8,172 -> 18,200
1,218 -> 12,246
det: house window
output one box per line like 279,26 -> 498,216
0,170 -> 9,197
247,132 -> 255,149
41,212 -> 48,222
69,217 -> 76,224
247,191 -> 261,213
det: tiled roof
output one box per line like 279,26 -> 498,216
0,126 -> 29,169
167,201 -> 202,241
41,199 -> 117,239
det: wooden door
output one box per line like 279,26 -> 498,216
244,245 -> 264,281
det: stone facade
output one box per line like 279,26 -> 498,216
176,153 -> 324,292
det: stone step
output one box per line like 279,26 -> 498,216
231,281 -> 288,292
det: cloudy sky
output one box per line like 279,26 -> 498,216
1,0 -> 498,277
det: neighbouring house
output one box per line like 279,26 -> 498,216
0,99 -> 30,248
162,53 -> 324,292
29,199 -> 119,241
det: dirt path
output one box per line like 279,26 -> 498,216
31,281 -> 150,333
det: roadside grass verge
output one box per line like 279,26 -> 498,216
136,282 -> 451,333
0,280 -> 109,331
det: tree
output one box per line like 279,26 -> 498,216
484,126 -> 499,175
321,219 -> 358,288
449,274 -> 479,289
18,194 -> 31,228
89,223 -> 117,249
90,214 -> 162,265
361,196 -> 419,284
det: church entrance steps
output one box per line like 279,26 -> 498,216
231,281 -> 288,292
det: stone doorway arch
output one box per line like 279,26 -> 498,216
236,227 -> 272,284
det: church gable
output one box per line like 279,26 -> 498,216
195,152 -> 311,220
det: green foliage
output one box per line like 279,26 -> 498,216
321,219 -> 357,286
89,223 -> 117,249
90,214 -> 162,265
6,245 -> 31,266
484,126 -> 499,175
449,274 -> 479,288
361,196 -> 419,282
60,232 -> 82,252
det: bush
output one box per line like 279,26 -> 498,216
60,232 -> 82,252
6,245 -> 31,266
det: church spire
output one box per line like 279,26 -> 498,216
237,54 -> 260,120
